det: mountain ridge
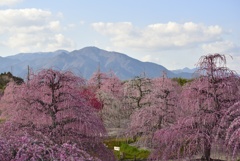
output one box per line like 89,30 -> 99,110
0,47 -> 193,80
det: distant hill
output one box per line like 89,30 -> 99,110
172,67 -> 197,74
0,72 -> 24,95
0,47 -> 193,80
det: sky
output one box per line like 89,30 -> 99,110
0,0 -> 239,72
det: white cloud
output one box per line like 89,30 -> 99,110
92,22 -> 133,35
141,55 -> 160,64
0,9 -> 53,32
4,33 -> 75,53
47,34 -> 75,51
141,55 -> 152,62
227,56 -> 240,74
0,8 -> 75,52
49,21 -> 61,31
202,40 -> 240,55
0,0 -> 23,6
79,21 -> 85,25
92,21 -> 223,51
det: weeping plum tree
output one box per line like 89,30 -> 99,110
150,77 -> 181,127
151,54 -> 239,161
6,69 -> 105,143
88,70 -> 109,112
127,76 -> 181,147
0,69 -> 115,160
88,68 -> 109,91
220,101 -> 240,160
124,76 -> 152,112
95,72 -> 126,128
0,134 -> 101,161
99,72 -> 123,99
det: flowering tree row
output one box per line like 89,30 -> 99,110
88,54 -> 240,161
0,54 -> 239,160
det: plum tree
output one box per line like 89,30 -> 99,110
88,71 -> 129,130
124,76 -> 152,111
0,134 -> 101,161
96,72 -> 126,128
220,101 -> 240,160
127,76 -> 181,147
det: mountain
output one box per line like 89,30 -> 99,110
0,47 -> 193,80
172,67 -> 197,74
6,50 -> 69,61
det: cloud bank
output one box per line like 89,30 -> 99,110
92,21 -> 225,51
0,8 -> 75,52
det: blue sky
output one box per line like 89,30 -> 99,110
0,0 -> 239,71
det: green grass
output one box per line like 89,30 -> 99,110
104,138 -> 150,160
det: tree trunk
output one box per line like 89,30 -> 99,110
50,110 -> 57,129
203,140 -> 211,161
